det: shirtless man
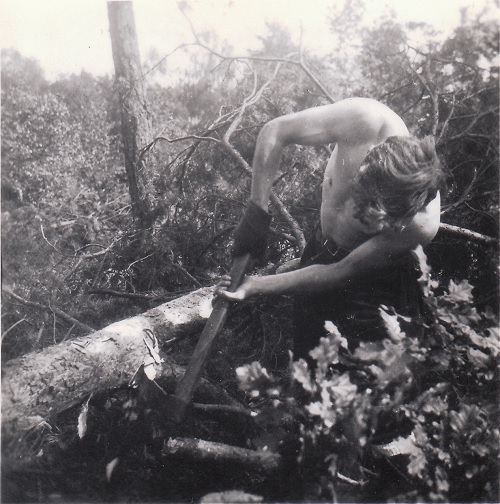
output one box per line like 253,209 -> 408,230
217,97 -> 444,357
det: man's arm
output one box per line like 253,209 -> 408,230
224,231 -> 424,299
222,194 -> 440,300
249,98 -> 398,210
230,98 -> 407,260
250,229 -> 425,295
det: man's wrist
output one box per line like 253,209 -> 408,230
246,200 -> 271,225
247,275 -> 277,297
231,201 -> 271,259
249,197 -> 269,213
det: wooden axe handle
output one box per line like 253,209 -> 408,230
168,253 -> 252,422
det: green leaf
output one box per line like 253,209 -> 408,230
467,347 -> 491,368
353,341 -> 385,362
106,457 -> 119,483
308,323 -> 345,377
305,399 -> 336,429
77,395 -> 91,439
422,396 -> 448,415
292,359 -> 316,393
379,307 -> 405,341
412,245 -> 439,296
327,374 -> 358,408
466,326 -> 500,357
236,362 -> 273,396
407,446 -> 427,478
445,279 -> 474,303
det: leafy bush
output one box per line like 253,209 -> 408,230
236,247 -> 499,502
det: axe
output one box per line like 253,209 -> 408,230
166,253 -> 252,422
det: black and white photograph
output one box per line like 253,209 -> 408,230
1,0 -> 498,502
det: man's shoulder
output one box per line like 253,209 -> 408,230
334,98 -> 409,144
409,192 -> 441,245
381,193 -> 441,250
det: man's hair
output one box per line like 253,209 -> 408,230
351,135 -> 444,230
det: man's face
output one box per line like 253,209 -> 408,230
350,177 -> 387,230
351,174 -> 410,232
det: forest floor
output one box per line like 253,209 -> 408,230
3,291 -> 493,503
2,299 -> 304,503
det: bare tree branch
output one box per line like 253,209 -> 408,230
3,289 -> 95,333
163,437 -> 281,472
192,402 -> 255,418
405,52 -> 439,136
439,223 -> 496,244
88,288 -> 195,302
1,318 -> 29,341
446,108 -> 498,142
436,94 -> 456,145
40,225 -> 123,260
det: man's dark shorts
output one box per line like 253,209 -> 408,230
292,225 -> 427,360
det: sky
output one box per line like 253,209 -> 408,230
0,0 -> 496,82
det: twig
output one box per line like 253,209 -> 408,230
40,224 -> 122,260
445,108 -> 498,142
127,253 -> 154,271
88,288 -> 196,304
336,471 -> 367,487
89,289 -> 155,300
36,322 -> 45,346
62,324 -> 76,343
167,262 -> 202,288
52,307 -> 57,344
73,239 -> 123,259
3,289 -> 95,334
405,53 -> 439,136
436,94 -> 456,145
192,403 -> 256,418
40,225 -> 60,252
1,318 -> 29,341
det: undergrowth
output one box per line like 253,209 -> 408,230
236,246 -> 500,502
2,248 -> 499,503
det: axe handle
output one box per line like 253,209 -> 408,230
169,253 -> 252,422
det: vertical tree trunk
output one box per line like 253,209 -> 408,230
108,1 -> 155,224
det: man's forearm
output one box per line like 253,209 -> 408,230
248,236 -> 408,296
250,263 -> 345,296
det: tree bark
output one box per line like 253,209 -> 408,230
108,1 -> 155,224
1,287 -> 214,441
439,222 -> 496,244
163,437 -> 281,472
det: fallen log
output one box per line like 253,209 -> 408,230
1,287 -> 215,441
163,437 -> 281,472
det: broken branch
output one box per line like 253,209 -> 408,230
163,437 -> 281,472
3,289 -> 95,333
439,223 -> 496,244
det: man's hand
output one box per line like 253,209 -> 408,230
213,275 -> 256,303
231,201 -> 271,260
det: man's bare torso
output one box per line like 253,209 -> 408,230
320,141 -> 380,250
319,101 -> 439,251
